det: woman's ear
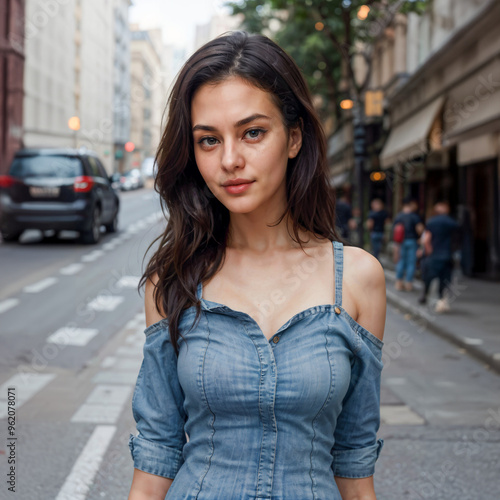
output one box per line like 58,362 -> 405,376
288,121 -> 303,159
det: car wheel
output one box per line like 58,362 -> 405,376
105,211 -> 118,233
1,229 -> 23,243
81,207 -> 102,244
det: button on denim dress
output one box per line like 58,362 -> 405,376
129,241 -> 384,499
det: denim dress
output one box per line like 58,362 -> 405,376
129,241 -> 384,500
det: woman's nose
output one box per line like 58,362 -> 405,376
221,140 -> 244,170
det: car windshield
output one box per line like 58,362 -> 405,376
10,155 -> 83,178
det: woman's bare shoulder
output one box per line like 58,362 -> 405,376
144,272 -> 167,327
343,246 -> 385,289
343,246 -> 386,341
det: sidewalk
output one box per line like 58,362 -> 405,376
380,254 -> 500,374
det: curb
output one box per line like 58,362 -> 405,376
384,273 -> 500,375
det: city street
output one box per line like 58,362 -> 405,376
0,188 -> 499,499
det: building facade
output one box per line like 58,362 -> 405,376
23,0 -> 115,172
378,0 -> 500,279
0,0 -> 25,174
129,26 -> 164,169
113,0 -> 132,173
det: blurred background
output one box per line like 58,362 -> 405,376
0,1 -> 499,499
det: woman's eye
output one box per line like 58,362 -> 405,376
245,129 -> 265,140
199,137 -> 218,147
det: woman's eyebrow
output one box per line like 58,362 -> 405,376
192,113 -> 271,132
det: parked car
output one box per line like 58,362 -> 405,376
109,172 -> 122,191
141,157 -> 157,178
0,148 -> 120,244
120,168 -> 144,191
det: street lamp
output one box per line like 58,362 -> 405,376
68,116 -> 80,148
340,99 -> 354,110
353,102 -> 366,248
357,5 -> 371,20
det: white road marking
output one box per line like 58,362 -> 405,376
102,242 -> 117,251
55,425 -> 116,500
0,373 -> 56,418
81,250 -> 104,262
0,298 -> 20,314
59,263 -> 84,276
101,356 -> 117,368
92,371 -> 138,385
115,346 -> 142,357
71,385 -> 132,424
116,276 -> 140,289
380,405 -> 425,425
23,277 -> 58,293
493,353 -> 500,361
463,337 -> 484,345
87,295 -> 124,312
385,377 -> 407,385
46,327 -> 99,346
433,380 -> 456,387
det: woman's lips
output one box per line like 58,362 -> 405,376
222,181 -> 255,194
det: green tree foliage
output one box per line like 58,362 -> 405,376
226,0 -> 429,120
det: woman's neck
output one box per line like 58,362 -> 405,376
226,213 -> 317,253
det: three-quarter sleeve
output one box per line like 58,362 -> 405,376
128,321 -> 187,479
332,327 -> 384,479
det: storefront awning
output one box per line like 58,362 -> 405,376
380,97 -> 444,169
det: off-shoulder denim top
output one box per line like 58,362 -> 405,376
129,241 -> 384,500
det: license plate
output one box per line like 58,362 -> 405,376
29,186 -> 60,197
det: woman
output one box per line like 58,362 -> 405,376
128,31 -> 386,500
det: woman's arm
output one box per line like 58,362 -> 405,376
335,475 -> 376,500
344,246 -> 386,341
338,248 -> 386,500
128,273 -> 178,500
128,469 -> 173,500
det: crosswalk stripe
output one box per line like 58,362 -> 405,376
71,385 -> 132,424
59,263 -> 84,276
81,250 -> 104,263
46,327 -> 99,346
380,405 -> 425,425
0,373 -> 56,418
0,298 -> 20,314
55,425 -> 116,500
23,277 -> 58,293
116,276 -> 140,289
87,295 -> 124,312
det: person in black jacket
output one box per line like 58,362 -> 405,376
367,198 -> 390,260
419,201 -> 460,312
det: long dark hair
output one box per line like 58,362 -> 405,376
139,31 -> 339,353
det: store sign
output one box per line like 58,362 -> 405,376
365,90 -> 384,117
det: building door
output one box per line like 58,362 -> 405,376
467,161 -> 499,278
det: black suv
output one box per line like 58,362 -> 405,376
0,148 -> 120,244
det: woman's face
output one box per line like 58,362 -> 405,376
191,76 -> 302,216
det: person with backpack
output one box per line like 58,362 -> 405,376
393,197 -> 424,291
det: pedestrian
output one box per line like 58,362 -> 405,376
335,191 -> 357,242
128,31 -> 385,500
419,201 -> 460,312
367,198 -> 390,260
393,197 -> 424,291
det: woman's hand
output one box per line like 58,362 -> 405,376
128,469 -> 173,500
335,475 -> 377,500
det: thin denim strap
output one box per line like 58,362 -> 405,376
333,241 -> 343,306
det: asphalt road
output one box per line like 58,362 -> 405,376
0,189 -> 498,499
